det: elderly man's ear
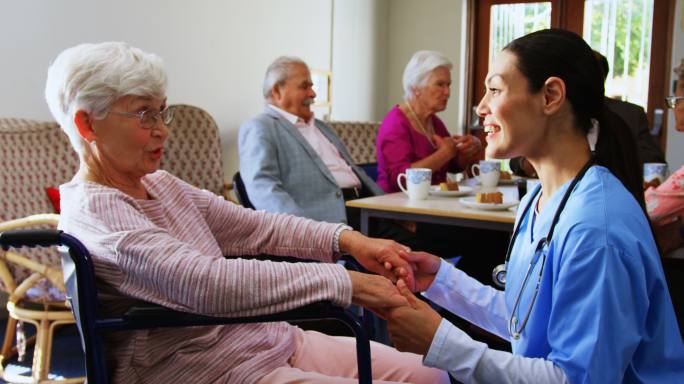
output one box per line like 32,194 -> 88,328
271,85 -> 283,103
74,110 -> 97,143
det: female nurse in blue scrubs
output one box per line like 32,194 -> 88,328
375,29 -> 684,383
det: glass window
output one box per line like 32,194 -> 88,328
489,2 -> 552,66
583,0 -> 654,109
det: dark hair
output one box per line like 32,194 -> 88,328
504,29 -> 645,210
593,50 -> 609,83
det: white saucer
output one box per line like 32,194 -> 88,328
497,175 -> 523,185
429,186 -> 474,197
459,197 -> 519,211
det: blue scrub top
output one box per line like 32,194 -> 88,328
506,165 -> 684,383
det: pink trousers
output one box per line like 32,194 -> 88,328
257,328 -> 449,384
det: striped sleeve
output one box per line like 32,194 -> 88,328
183,178 -> 341,262
114,227 -> 352,316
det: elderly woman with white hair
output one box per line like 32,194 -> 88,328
47,42 -> 449,383
377,50 -> 481,193
376,51 -> 503,284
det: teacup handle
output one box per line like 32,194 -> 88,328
397,173 -> 409,196
471,164 -> 480,178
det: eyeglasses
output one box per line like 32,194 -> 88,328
666,96 -> 684,109
109,106 -> 175,129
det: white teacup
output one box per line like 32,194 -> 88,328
397,168 -> 432,200
471,160 -> 501,190
643,162 -> 669,184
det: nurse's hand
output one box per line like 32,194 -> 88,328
386,251 -> 441,292
375,279 -> 442,356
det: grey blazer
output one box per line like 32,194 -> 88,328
238,107 -> 383,224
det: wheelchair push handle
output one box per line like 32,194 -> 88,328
0,229 -> 63,250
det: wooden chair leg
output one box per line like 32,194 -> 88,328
32,319 -> 49,382
1,316 -> 17,361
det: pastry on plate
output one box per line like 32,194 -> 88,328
475,191 -> 503,204
439,181 -> 459,191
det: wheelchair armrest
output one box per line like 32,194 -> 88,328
226,253 -> 321,264
122,301 -> 345,329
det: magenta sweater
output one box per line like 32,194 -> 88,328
58,171 -> 351,383
377,105 -> 461,192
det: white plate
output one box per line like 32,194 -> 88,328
498,174 -> 524,185
471,175 -> 522,186
497,177 -> 519,185
459,197 -> 519,211
429,186 -> 474,197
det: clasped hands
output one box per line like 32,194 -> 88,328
340,230 -> 444,356
433,133 -> 481,160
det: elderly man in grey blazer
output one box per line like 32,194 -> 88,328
239,56 -> 385,228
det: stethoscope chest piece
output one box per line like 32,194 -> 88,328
492,263 -> 507,288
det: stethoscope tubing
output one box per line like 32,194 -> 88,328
494,157 -> 595,340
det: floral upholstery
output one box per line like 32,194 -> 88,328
0,118 -> 78,291
161,104 -> 226,196
0,118 -> 79,224
327,121 -> 380,165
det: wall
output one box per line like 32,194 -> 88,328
0,0 -> 468,177
0,0 -> 333,176
331,0 -> 389,122
666,0 -> 684,169
386,0 -> 469,133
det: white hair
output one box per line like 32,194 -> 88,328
675,58 -> 684,84
402,50 -> 453,100
262,56 -> 307,100
44,42 -> 167,157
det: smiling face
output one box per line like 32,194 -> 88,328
414,66 -> 451,114
476,50 -> 547,159
88,95 -> 169,183
271,63 -> 316,121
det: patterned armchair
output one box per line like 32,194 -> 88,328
0,117 -> 83,383
327,121 -> 380,180
161,104 -> 234,201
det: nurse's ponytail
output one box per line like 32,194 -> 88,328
505,29 -> 645,211
595,106 -> 645,211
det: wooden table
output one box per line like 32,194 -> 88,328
346,186 -> 518,235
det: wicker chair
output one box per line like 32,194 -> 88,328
0,117 -> 82,383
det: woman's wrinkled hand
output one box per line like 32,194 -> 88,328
339,230 -> 415,287
453,134 -> 482,158
348,270 -> 409,308
433,134 -> 460,158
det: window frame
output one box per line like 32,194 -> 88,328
467,0 -> 674,153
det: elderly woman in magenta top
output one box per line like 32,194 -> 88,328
377,50 -> 481,193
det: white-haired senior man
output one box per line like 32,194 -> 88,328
239,57 -> 413,243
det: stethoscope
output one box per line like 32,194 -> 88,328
491,157 -> 594,340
